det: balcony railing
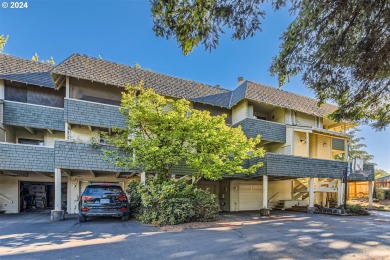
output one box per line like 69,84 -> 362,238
0,142 -> 54,172
64,98 -> 127,129
54,140 -> 127,172
3,100 -> 64,131
247,153 -> 374,180
233,118 -> 286,143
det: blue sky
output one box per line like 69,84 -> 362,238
1,0 -> 389,172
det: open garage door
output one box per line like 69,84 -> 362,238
239,184 -> 262,211
20,182 -> 66,212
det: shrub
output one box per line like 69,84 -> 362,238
192,187 -> 220,221
127,181 -> 142,214
127,177 -> 219,226
376,189 -> 385,200
377,190 -> 385,200
347,204 -> 370,215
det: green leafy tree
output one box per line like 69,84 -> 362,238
151,0 -> 266,55
0,35 -> 8,53
104,81 -> 264,182
335,128 -> 375,164
150,0 -> 390,130
375,169 -> 389,179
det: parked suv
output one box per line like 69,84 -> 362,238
78,184 -> 129,222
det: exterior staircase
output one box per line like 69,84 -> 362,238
293,178 -> 309,200
272,200 -> 285,210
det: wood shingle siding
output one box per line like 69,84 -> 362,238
54,140 -> 127,172
64,98 -> 127,129
233,118 -> 286,143
3,100 -> 65,131
0,142 -> 54,172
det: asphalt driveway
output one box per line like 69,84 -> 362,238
0,210 -> 389,259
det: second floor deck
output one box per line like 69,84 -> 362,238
233,118 -> 286,143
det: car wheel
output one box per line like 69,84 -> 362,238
121,214 -> 129,221
78,214 -> 87,223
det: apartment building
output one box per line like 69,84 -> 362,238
0,53 -> 374,220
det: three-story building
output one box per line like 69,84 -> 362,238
0,53 -> 374,220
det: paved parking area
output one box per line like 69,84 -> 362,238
0,210 -> 389,259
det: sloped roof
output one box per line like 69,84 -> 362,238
0,54 -> 54,88
229,81 -> 247,107
50,53 -> 338,117
192,91 -> 232,107
51,54 -> 229,102
240,81 -> 337,117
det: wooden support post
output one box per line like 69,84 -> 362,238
0,79 -> 4,100
306,132 -> 310,157
54,168 -> 62,211
140,172 -> 146,185
263,175 -> 268,209
368,180 -> 373,210
308,177 -> 315,213
65,76 -> 70,98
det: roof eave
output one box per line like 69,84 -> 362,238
0,77 -> 54,89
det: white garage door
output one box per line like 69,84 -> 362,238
239,184 -> 262,211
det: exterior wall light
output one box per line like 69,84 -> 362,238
323,142 -> 327,147
300,139 -> 306,144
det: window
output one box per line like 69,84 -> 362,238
18,138 -> 44,146
5,81 -> 64,108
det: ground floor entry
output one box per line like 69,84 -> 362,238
19,181 -> 67,212
238,184 -> 262,211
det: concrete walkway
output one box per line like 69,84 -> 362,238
0,211 -> 389,259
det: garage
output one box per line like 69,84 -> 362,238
19,181 -> 67,212
238,184 -> 262,211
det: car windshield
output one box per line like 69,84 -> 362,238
84,186 -> 123,196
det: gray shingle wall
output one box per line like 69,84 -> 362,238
65,99 -> 127,129
0,142 -> 54,172
54,140 -> 126,172
233,118 -> 286,143
227,157 -> 266,179
169,162 -> 193,175
264,153 -> 347,178
248,153 -> 374,180
349,164 -> 375,181
3,101 -> 64,131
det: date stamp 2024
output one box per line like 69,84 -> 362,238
2,2 -> 28,9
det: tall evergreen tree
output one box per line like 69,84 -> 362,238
150,0 -> 390,130
335,128 -> 375,164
